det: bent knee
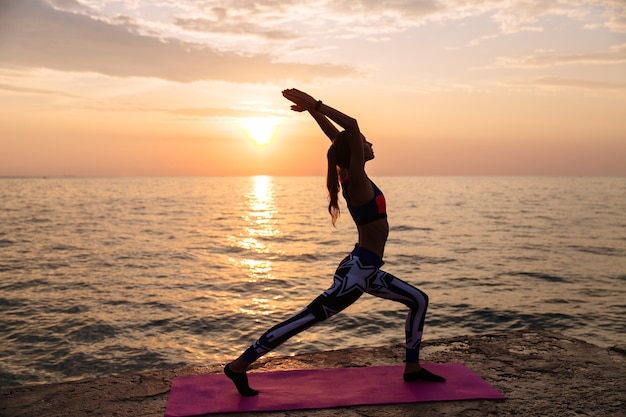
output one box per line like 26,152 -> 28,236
410,289 -> 428,309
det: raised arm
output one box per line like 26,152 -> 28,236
308,110 -> 339,142
282,88 -> 359,136
282,88 -> 368,186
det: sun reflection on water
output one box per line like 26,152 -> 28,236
230,176 -> 281,256
236,258 -> 274,281
230,176 -> 283,316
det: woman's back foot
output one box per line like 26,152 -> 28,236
224,364 -> 259,396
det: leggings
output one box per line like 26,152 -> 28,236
242,245 -> 429,364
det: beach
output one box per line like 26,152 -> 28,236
2,330 -> 624,417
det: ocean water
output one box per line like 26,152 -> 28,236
1,176 -> 625,387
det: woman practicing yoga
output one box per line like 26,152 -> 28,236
224,88 -> 445,396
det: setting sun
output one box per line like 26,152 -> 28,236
239,117 -> 281,147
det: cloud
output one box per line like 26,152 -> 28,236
459,0 -> 626,48
67,103 -> 283,120
166,107 -> 286,120
0,82 -> 83,98
464,0 -> 626,35
173,17 -> 295,42
599,0 -> 626,33
492,43 -> 626,68
0,0 -> 355,83
354,0 -> 625,35
509,76 -> 626,91
0,0 -> 623,84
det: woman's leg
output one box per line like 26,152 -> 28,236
364,270 -> 428,360
225,306 -> 320,396
365,270 -> 445,382
226,255 -> 368,395
239,255 -> 366,364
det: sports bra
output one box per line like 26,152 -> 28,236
341,178 -> 387,225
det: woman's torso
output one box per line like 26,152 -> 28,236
341,177 -> 389,258
355,219 -> 389,258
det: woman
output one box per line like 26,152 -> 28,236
224,88 -> 445,396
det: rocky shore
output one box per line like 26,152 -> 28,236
1,330 -> 624,417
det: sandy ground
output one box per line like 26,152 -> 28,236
1,330 -> 624,417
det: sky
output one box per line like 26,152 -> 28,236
0,0 -> 625,176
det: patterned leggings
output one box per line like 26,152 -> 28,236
242,245 -> 429,364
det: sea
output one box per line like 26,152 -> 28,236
1,176 -> 625,388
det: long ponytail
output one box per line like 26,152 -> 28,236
327,146 -> 340,226
326,131 -> 351,226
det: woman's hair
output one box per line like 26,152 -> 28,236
326,131 -> 351,226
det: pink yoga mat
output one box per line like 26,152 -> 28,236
164,363 -> 505,417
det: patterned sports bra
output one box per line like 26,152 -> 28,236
341,178 -> 387,225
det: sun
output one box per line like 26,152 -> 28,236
239,117 -> 280,147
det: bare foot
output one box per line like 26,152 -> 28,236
403,364 -> 446,382
224,363 -> 259,396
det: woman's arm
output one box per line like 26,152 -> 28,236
282,89 -> 359,135
282,89 -> 338,141
308,110 -> 339,142
282,88 -> 368,188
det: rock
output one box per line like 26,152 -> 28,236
1,330 -> 624,417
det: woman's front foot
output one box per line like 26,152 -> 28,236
403,364 -> 446,382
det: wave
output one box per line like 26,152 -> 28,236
1,176 -> 624,387
505,271 -> 570,283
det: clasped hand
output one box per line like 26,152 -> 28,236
282,88 -> 317,112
